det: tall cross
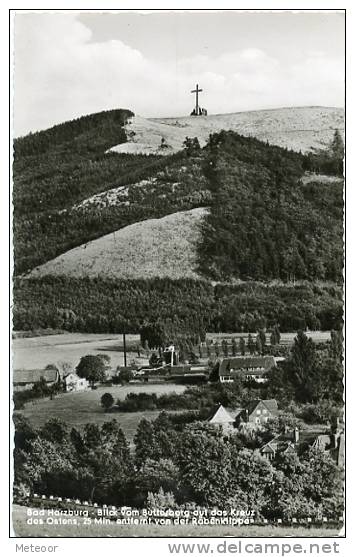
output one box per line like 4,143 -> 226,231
191,83 -> 202,114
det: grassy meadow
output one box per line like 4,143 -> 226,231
16,383 -> 186,443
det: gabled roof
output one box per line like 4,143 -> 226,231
13,369 -> 58,385
261,439 -> 295,454
261,429 -> 344,466
219,356 -> 276,375
263,430 -> 332,452
208,404 -> 238,424
262,399 -> 278,414
260,442 -> 277,454
64,372 -> 84,382
312,434 -> 332,450
246,398 -> 278,416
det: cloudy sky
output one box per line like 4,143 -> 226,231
13,11 -> 345,136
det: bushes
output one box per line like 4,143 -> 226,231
292,402 -> 343,425
101,393 -> 114,411
13,380 -> 61,410
116,383 -> 260,414
119,392 -> 159,412
117,391 -> 200,412
146,488 -> 177,510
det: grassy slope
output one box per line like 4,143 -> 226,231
12,505 -> 342,537
28,208 -> 208,280
111,107 -> 344,156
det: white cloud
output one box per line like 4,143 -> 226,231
13,13 -> 344,136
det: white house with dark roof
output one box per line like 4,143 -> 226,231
219,356 -> 276,383
64,373 -> 89,392
235,399 -> 279,430
208,399 -> 278,432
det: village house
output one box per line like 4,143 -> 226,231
260,424 -> 345,467
207,404 -> 243,432
13,368 -> 59,392
208,399 -> 279,432
218,356 -> 276,383
64,372 -> 89,392
235,399 -> 279,430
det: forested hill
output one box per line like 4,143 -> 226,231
13,109 -> 191,274
13,107 -> 343,282
14,108 -> 135,217
13,108 -> 344,335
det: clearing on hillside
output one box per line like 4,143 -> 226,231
28,208 -> 208,280
109,107 -> 344,156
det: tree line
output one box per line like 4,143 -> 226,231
13,277 -> 343,334
14,410 -> 343,519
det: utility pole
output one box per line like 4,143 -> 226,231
123,331 -> 127,367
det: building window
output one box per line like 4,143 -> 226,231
256,409 -> 261,415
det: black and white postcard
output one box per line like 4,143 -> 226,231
8,6 -> 347,546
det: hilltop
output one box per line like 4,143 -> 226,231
110,106 -> 344,156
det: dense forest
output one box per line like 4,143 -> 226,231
13,277 -> 343,334
198,130 -> 343,282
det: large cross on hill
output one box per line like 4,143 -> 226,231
191,83 -> 203,115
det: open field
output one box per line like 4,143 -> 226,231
28,208 -> 208,281
13,332 -> 142,370
109,107 -> 344,156
16,383 -> 186,443
12,506 -> 343,538
13,330 -> 332,373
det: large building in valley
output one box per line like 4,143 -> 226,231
218,356 -> 277,383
